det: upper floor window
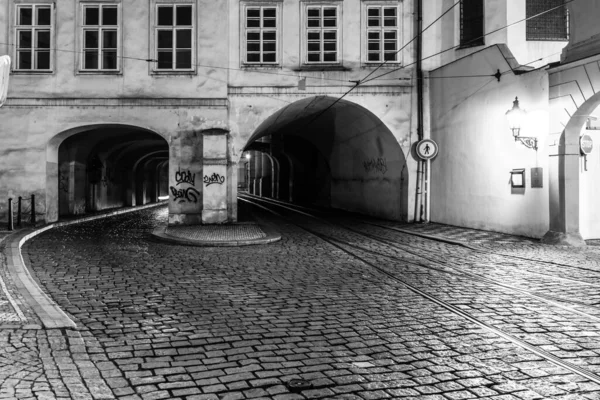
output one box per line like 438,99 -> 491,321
80,3 -> 120,71
526,0 -> 568,41
153,3 -> 194,71
460,0 -> 484,48
304,4 -> 340,64
243,5 -> 279,65
14,4 -> 53,71
365,5 -> 399,63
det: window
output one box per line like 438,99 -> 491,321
154,3 -> 194,71
305,5 -> 340,64
244,6 -> 278,64
526,0 -> 568,41
460,0 -> 484,48
81,3 -> 120,71
14,4 -> 52,71
366,5 -> 399,63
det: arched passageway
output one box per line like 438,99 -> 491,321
242,96 -> 408,220
49,125 -> 168,220
556,93 -> 600,241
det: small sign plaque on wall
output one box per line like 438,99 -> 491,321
531,167 -> 543,188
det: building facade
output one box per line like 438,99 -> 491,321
0,0 -> 417,226
3,0 -> 599,245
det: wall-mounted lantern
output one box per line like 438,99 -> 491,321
505,97 -> 537,151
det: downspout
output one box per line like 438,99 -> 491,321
414,0 -> 425,222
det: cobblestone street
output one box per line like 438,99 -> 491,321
2,204 -> 600,399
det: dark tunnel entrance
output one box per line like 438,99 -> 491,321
55,126 -> 168,217
241,96 -> 408,220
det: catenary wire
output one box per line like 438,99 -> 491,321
360,0 -> 574,84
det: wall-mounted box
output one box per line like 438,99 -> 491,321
510,169 -> 525,188
531,167 -> 543,188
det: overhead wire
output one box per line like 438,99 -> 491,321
360,0 -> 574,85
0,40 -> 352,84
284,0 -> 572,133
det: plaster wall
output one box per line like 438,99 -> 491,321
229,89 -> 416,221
422,0 -> 565,71
429,46 -> 550,238
227,0 -> 415,89
579,127 -> 600,239
561,0 -> 600,64
0,103 -> 227,222
0,0 -> 228,99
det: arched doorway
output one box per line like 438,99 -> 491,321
47,124 -> 168,222
241,96 -> 408,220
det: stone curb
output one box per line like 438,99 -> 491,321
1,201 -> 166,329
151,216 -> 281,247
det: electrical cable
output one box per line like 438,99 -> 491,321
360,0 -> 461,83
361,0 -> 574,85
0,40 -> 351,83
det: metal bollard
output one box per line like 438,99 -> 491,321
7,198 -> 13,231
17,196 -> 21,227
31,194 -> 36,225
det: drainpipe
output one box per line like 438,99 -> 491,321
414,0 -> 425,222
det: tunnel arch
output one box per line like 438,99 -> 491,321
548,90 -> 600,242
242,96 -> 409,220
47,123 -> 168,222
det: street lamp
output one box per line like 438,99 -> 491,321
505,97 -> 537,150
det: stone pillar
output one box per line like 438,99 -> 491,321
202,130 -> 229,224
168,131 -> 203,225
254,152 -> 263,196
261,153 -> 272,198
543,123 -> 586,246
248,153 -> 256,195
125,170 -> 136,206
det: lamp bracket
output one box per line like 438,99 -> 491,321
515,136 -> 538,151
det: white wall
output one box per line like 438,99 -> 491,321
429,45 -> 550,238
579,126 -> 600,239
562,0 -> 600,64
422,0 -> 565,71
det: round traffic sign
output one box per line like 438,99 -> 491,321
416,139 -> 438,160
580,134 -> 593,155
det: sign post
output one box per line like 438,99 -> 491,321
416,139 -> 439,223
580,134 -> 593,171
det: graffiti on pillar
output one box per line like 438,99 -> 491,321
170,186 -> 200,203
363,157 -> 387,175
175,168 -> 196,186
203,173 -> 225,186
170,167 -> 199,203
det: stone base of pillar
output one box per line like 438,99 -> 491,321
202,209 -> 228,224
541,230 -> 586,246
168,213 -> 203,225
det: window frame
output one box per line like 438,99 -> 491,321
241,2 -> 282,67
362,1 -> 401,66
525,0 -> 569,42
301,1 -> 343,65
150,0 -> 196,74
12,1 -> 55,73
78,1 -> 122,74
459,0 -> 485,49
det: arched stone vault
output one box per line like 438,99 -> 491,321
242,96 -> 409,221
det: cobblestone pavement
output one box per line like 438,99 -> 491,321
2,204 -> 600,399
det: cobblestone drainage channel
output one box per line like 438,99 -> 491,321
286,379 -> 314,393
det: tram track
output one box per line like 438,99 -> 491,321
241,194 -> 600,289
239,194 -> 600,386
239,194 -> 600,317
